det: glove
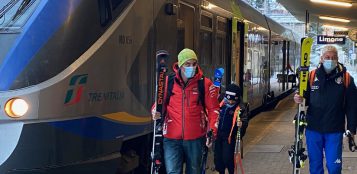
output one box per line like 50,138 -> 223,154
344,130 -> 356,152
213,68 -> 224,87
205,130 -> 214,148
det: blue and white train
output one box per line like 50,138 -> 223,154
0,0 -> 300,173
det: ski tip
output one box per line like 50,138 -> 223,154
214,68 -> 224,76
216,67 -> 224,74
156,50 -> 169,57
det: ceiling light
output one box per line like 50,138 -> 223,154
201,1 -> 217,9
322,25 -> 348,31
256,27 -> 268,31
311,0 -> 352,7
319,16 -> 350,23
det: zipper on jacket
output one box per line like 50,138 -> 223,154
182,88 -> 185,139
218,107 -> 228,133
220,107 -> 229,130
181,80 -> 194,140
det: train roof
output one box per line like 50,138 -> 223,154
210,0 -> 300,44
264,15 -> 300,44
237,0 -> 269,30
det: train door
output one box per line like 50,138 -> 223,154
177,2 -> 195,53
282,40 -> 292,91
270,38 -> 285,97
286,41 -> 291,90
282,40 -> 287,91
230,18 -> 245,101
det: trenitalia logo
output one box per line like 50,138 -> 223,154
64,74 -> 88,105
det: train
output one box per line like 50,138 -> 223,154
0,0 -> 300,173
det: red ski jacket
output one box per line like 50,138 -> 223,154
161,63 -> 219,140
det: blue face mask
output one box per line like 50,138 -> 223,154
224,98 -> 236,108
183,66 -> 196,78
323,60 -> 337,74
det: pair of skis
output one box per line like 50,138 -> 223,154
150,50 -> 169,174
234,108 -> 245,174
288,37 -> 312,174
201,130 -> 213,174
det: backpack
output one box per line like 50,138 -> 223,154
165,74 -> 206,112
309,68 -> 351,109
309,69 -> 350,88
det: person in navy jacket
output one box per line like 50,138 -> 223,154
214,84 -> 248,174
294,45 -> 357,174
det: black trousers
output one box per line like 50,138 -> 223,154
214,136 -> 235,174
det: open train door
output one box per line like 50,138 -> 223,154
228,18 -> 245,102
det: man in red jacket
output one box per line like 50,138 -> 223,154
152,48 -> 219,174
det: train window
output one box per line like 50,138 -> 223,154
216,17 -> 227,65
0,0 -> 40,33
252,50 -> 260,84
200,31 -> 212,65
177,3 -> 195,51
216,36 -> 226,65
98,0 -> 112,26
111,0 -> 123,10
244,49 -> 253,83
110,0 -> 132,16
200,11 -> 212,31
217,16 -> 226,33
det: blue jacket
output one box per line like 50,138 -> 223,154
306,63 -> 357,134
217,102 -> 249,141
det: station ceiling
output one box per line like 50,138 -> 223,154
277,0 -> 357,30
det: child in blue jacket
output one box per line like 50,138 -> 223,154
214,84 -> 249,174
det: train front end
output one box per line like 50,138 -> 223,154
0,0 -> 155,173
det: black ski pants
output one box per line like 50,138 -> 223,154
214,136 -> 235,174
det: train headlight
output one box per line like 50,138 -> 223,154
5,98 -> 29,118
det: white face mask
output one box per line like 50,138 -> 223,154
323,60 -> 337,74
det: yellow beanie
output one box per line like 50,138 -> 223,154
178,48 -> 198,67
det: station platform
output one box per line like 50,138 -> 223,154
205,94 -> 357,174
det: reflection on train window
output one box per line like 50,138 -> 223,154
98,0 -> 112,26
177,18 -> 184,52
177,3 -> 195,52
252,50 -> 260,85
110,0 -> 132,17
217,19 -> 226,33
0,0 -> 40,33
246,49 -> 252,69
245,49 -> 252,82
216,16 -> 227,65
216,36 -> 225,65
201,11 -> 212,30
111,0 -> 124,10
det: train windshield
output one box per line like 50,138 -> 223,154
0,0 -> 40,33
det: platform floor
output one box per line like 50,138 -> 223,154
205,94 -> 357,174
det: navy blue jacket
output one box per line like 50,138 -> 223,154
306,63 -> 357,134
217,102 -> 249,140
